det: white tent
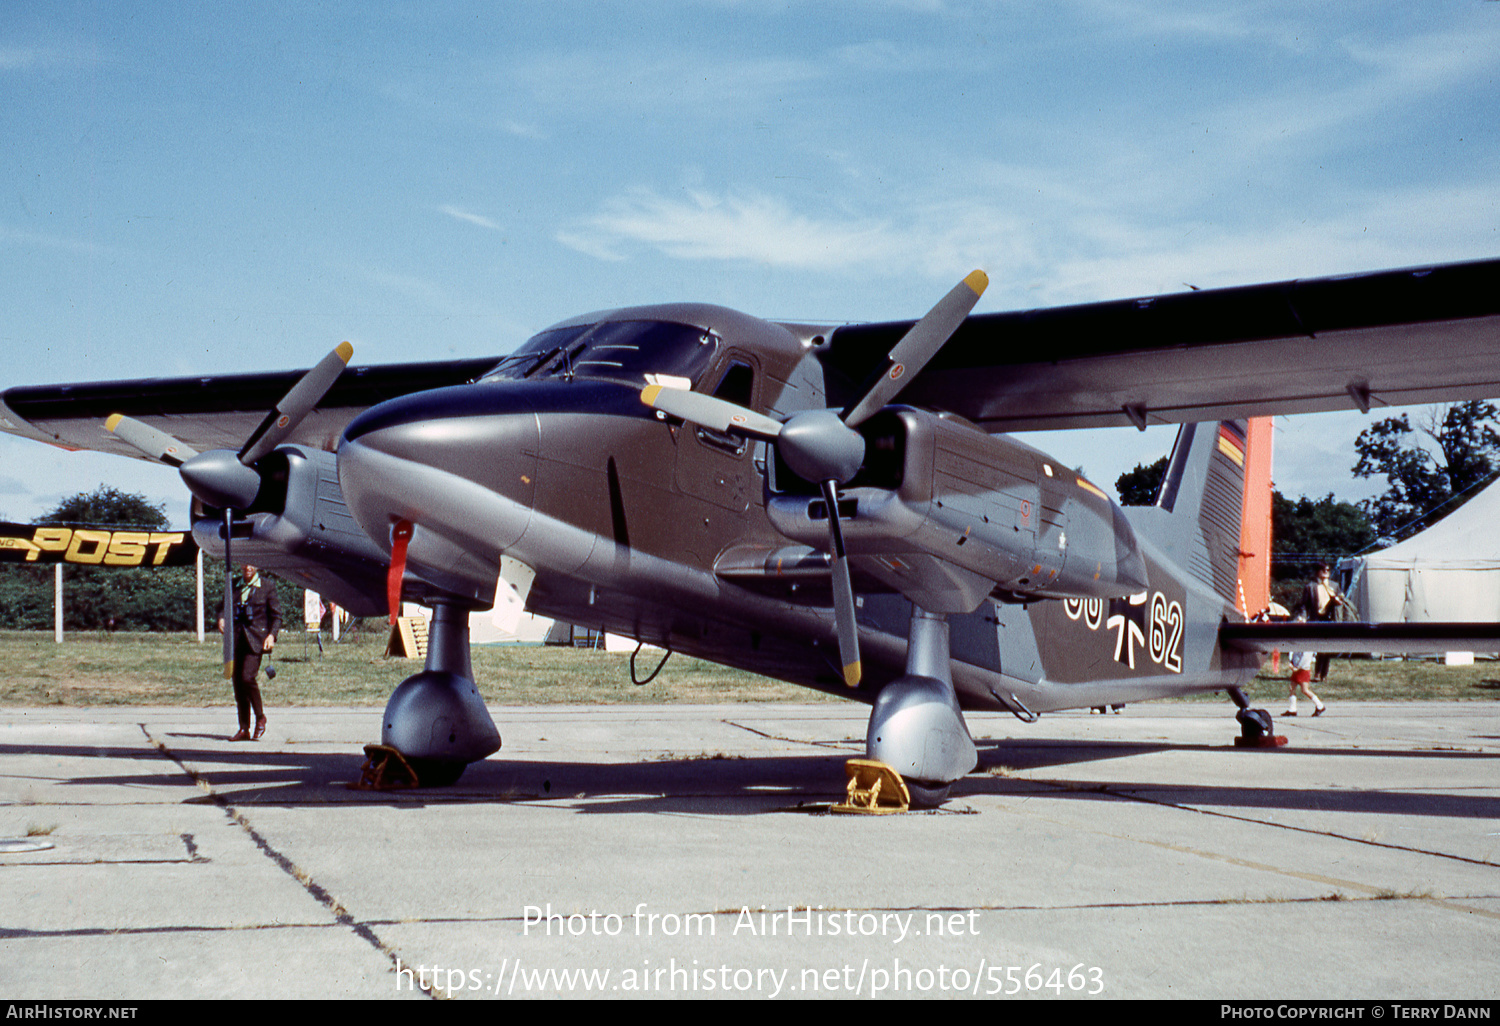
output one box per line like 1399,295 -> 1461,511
1339,481 -> 1500,624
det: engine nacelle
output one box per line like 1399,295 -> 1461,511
766,407 -> 1147,613
191,445 -> 393,616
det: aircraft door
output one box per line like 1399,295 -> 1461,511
1032,461 -> 1070,584
673,355 -> 760,514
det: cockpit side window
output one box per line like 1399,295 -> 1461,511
479,321 -> 719,387
695,358 -> 757,456
712,361 -> 755,407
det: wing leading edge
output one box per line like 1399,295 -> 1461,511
1,357 -> 498,461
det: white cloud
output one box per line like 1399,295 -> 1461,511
552,229 -> 626,263
0,45 -> 73,71
0,48 -> 42,70
557,167 -> 1498,317
558,186 -> 1054,284
351,264 -> 479,318
439,205 -> 502,231
513,50 -> 824,116
560,188 -> 900,271
1160,17 -> 1500,165
0,40 -> 111,75
0,223 -> 108,257
502,121 -> 547,140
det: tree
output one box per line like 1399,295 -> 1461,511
1271,488 -> 1375,567
41,485 -> 170,528
1115,456 -> 1168,506
1268,491 -> 1376,610
1352,401 -> 1500,541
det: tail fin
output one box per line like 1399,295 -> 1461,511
1143,418 -> 1258,607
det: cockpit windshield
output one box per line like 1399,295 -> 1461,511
479,320 -> 720,387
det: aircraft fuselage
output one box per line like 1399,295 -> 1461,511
336,302 -> 1259,717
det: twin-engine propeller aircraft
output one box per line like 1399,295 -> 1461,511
5,257 -> 1500,802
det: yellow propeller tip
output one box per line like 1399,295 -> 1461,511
640,384 -> 663,406
963,270 -> 989,295
843,662 -> 862,687
105,414 -> 123,432
335,341 -> 354,363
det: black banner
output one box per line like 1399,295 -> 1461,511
0,522 -> 197,568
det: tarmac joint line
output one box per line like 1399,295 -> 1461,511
137,722 -> 443,1000
1008,776 -> 1500,921
720,718 -> 863,750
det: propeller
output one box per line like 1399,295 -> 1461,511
643,271 -> 987,686
107,341 -> 354,676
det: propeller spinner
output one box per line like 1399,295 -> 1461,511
106,342 -> 354,677
643,271 -> 987,685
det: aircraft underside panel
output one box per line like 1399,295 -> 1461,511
520,562 -> 1258,715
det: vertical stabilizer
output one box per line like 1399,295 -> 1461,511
1139,418 -> 1251,607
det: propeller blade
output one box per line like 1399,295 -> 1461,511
239,341 -> 354,465
820,480 -> 861,687
105,414 -> 200,467
843,270 -> 988,428
222,509 -> 235,679
640,384 -> 784,440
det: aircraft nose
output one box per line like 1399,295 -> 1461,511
338,383 -> 540,538
345,381 -> 537,445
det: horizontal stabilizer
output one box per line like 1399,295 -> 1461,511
1221,621 -> 1500,655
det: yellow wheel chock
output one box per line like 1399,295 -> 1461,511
831,758 -> 910,814
352,744 -> 420,790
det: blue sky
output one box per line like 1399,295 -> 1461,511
3,1 -> 1498,525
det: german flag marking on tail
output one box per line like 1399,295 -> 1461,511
1217,424 -> 1246,467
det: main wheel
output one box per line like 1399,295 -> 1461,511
904,779 -> 952,808
407,758 -> 467,787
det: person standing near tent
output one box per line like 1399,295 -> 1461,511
218,564 -> 282,742
1297,562 -> 1344,683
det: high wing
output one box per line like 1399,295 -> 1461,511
3,258 -> 1499,453
822,257 -> 1500,431
0,357 -> 498,460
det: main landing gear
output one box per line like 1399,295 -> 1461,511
864,607 -> 978,807
365,601 -> 501,787
1228,686 -> 1286,748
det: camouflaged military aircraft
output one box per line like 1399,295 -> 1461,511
4,256 -> 1500,802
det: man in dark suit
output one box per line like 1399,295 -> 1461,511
218,564 -> 283,741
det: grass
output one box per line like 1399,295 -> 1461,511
0,626 -> 830,707
1181,658 -> 1500,703
0,628 -> 1496,707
